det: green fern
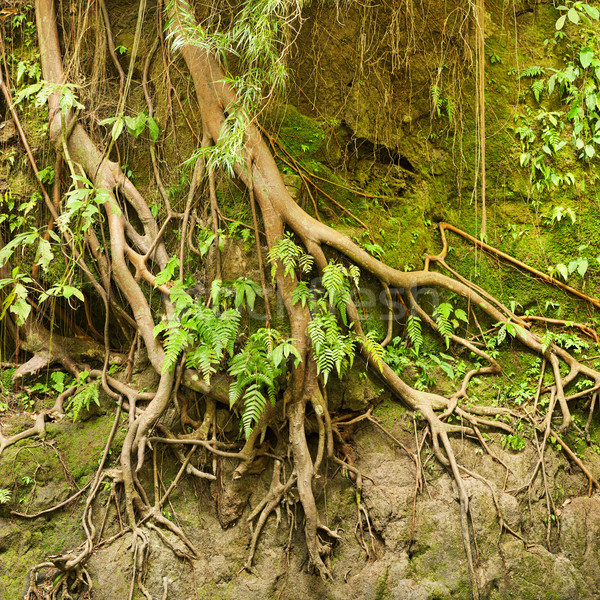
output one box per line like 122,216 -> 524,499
363,331 -> 385,373
291,281 -> 313,307
321,261 -> 356,324
267,233 -> 314,280
531,79 -> 545,103
406,315 -> 423,354
228,328 -> 300,438
67,381 -> 100,422
308,299 -> 356,385
434,303 -> 454,349
163,326 -> 193,373
519,65 -> 546,79
156,282 -> 242,378
541,330 -> 554,353
0,488 -> 10,504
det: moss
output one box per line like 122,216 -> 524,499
373,396 -> 409,429
0,506 -> 84,599
46,412 -> 126,483
374,565 -> 391,600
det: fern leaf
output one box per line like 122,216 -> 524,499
241,383 -> 268,439
541,330 -> 554,353
406,315 -> 423,354
363,332 -> 385,373
322,262 -> 345,305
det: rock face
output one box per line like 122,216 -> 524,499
0,120 -> 16,144
4,405 -> 595,600
1,396 -> 600,600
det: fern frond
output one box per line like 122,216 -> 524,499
67,382 -> 100,421
363,332 -> 385,373
163,326 -> 192,372
541,330 -> 554,353
348,265 -> 360,287
291,281 -> 312,307
406,315 -> 423,354
241,383 -> 268,439
322,262 -> 345,305
435,313 -> 454,349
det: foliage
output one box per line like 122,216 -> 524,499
229,328 -> 300,438
0,267 -> 33,325
153,281 -> 242,379
66,373 -> 100,422
406,315 -> 423,354
515,1 -> 600,195
169,0 -> 307,175
495,319 -> 527,345
267,232 -> 314,280
547,244 -> 600,283
55,174 -> 112,235
14,80 -> 84,113
384,336 -> 465,391
502,421 -> 527,452
0,489 -> 10,504
99,111 -> 159,143
30,371 -> 71,396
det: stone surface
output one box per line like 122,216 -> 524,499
390,579 -> 432,600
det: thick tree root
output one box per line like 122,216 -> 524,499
14,3 -> 600,599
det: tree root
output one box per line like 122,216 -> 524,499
0,412 -> 46,456
16,3 -> 600,598
244,460 -> 297,571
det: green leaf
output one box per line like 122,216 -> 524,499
497,324 -> 507,345
147,116 -> 159,142
567,7 -> 580,23
124,115 -> 137,134
10,296 -> 31,326
34,238 -> 54,272
111,117 -> 124,141
577,257 -> 589,277
555,14 -> 567,29
244,282 -> 257,311
211,279 -> 223,304
556,263 -> 569,281
583,4 -> 599,19
134,112 -> 147,137
454,308 -> 468,323
62,285 -> 84,301
154,256 -> 179,286
581,47 -> 594,69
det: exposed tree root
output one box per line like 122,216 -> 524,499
4,2 -> 599,598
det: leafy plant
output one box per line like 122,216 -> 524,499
100,111 -> 159,142
502,422 -> 527,451
0,267 -> 33,325
406,315 -> 423,354
55,174 -> 113,235
494,319 -> 527,346
66,372 -> 99,421
154,282 -> 242,378
229,328 -> 301,438
267,233 -> 314,280
30,371 -> 71,395
14,80 -> 84,113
